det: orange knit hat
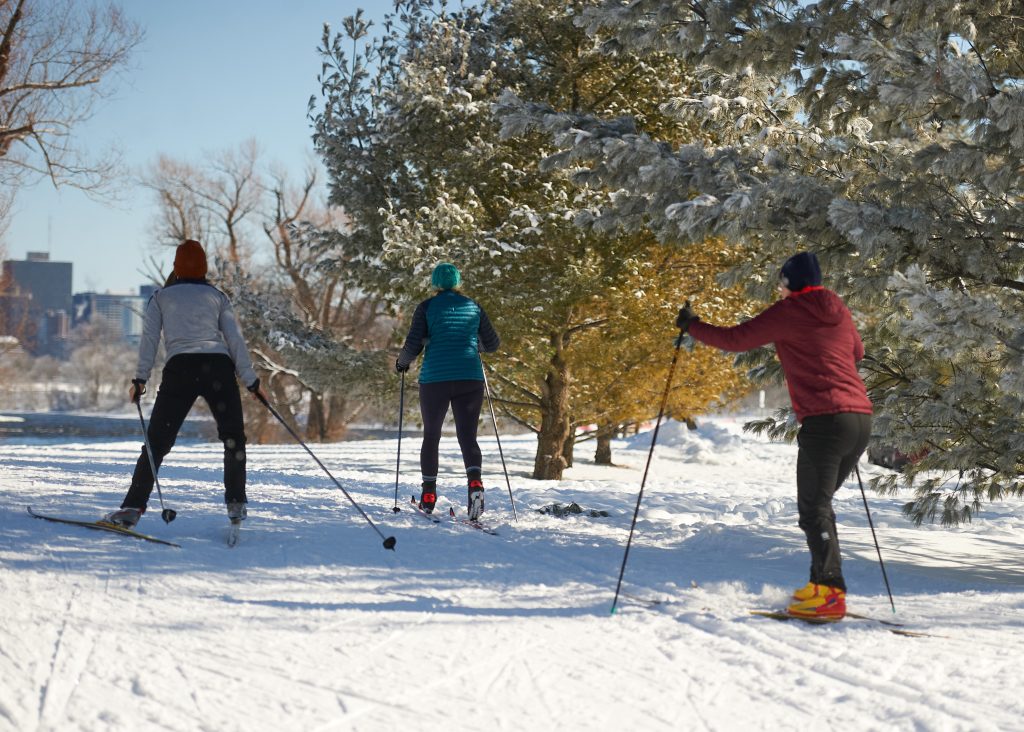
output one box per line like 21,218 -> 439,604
173,239 -> 208,279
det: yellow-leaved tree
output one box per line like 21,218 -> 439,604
567,237 -> 757,465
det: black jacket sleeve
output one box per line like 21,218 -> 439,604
397,299 -> 430,367
478,305 -> 500,353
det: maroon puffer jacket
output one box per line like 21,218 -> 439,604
688,288 -> 873,422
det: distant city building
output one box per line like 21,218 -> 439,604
72,291 -> 147,344
40,310 -> 71,359
1,252 -> 73,357
0,252 -> 157,358
3,252 -> 73,312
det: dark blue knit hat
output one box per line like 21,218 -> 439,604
779,251 -> 822,291
431,262 -> 461,290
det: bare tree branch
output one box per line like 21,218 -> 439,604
0,0 -> 142,194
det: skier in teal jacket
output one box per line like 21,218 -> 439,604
396,263 -> 500,520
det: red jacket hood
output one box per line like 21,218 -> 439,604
785,287 -> 847,326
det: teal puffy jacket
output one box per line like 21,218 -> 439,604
397,290 -> 500,383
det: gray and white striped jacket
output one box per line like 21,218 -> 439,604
135,280 -> 258,388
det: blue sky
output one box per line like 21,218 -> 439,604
5,1 -> 387,293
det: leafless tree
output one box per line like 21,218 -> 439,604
65,318 -> 135,408
0,0 -> 142,193
143,156 -> 212,246
141,139 -> 263,266
0,251 -> 35,355
261,161 -> 389,440
144,144 -> 390,442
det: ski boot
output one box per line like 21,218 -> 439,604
418,482 -> 437,514
787,584 -> 846,619
101,507 -> 144,529
467,478 -> 485,521
226,501 -> 247,525
792,582 -> 823,601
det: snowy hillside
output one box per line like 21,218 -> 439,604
2,416 -> 1023,731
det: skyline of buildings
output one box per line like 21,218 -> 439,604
1,252 -> 152,359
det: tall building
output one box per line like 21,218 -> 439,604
1,252 -> 73,357
72,291 -> 147,344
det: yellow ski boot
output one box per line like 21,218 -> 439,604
787,584 -> 846,619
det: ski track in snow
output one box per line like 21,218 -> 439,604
2,417 -> 1024,730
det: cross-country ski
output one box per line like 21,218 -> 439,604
447,506 -> 499,536
748,610 -> 937,638
26,506 -> 181,547
408,494 -> 442,524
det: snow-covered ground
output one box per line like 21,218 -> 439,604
2,415 -> 1022,731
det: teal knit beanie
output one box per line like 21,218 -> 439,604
431,262 -> 461,290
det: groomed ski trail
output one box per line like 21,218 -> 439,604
2,425 -> 1024,730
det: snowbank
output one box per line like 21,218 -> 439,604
623,418 -> 747,463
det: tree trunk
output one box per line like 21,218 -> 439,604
323,392 -> 351,441
306,391 -> 326,442
532,333 -> 571,480
247,406 -> 271,444
594,423 -> 616,465
305,391 -> 352,442
562,426 -> 575,469
261,378 -> 299,443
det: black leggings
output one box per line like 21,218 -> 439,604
795,412 -> 872,591
419,380 -> 485,482
122,353 -> 248,509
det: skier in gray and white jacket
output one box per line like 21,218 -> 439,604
103,239 -> 266,529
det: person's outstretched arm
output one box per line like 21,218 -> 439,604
688,301 -> 788,353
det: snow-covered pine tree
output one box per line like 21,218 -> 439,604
223,263 -> 383,441
312,0 -> 753,479
497,0 -> 1024,522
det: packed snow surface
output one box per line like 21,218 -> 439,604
2,416 -> 1022,731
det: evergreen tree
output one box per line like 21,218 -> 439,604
497,0 -> 1024,521
312,0 -> 749,478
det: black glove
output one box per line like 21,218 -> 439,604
247,378 -> 261,394
130,379 -> 146,404
675,301 -> 699,332
395,358 -> 410,374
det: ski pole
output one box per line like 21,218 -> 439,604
254,392 -> 396,550
610,328 -> 686,615
481,362 -> 518,521
133,384 -> 176,524
855,465 -> 895,612
392,370 -> 405,513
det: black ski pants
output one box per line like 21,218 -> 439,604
122,353 -> 248,510
418,379 -> 485,483
795,412 -> 872,592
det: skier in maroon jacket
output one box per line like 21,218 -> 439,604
676,251 -> 873,619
